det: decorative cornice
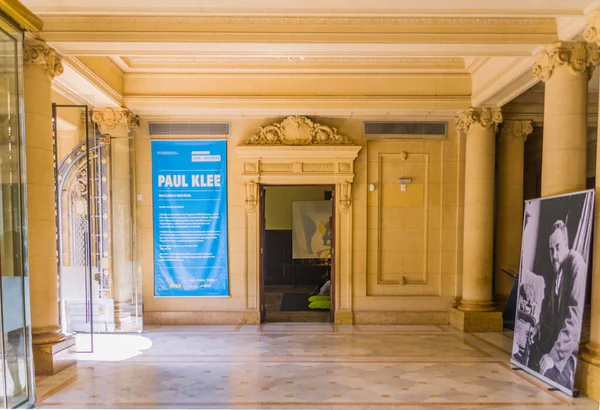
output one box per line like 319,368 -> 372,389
498,120 -> 533,143
456,108 -> 503,134
0,0 -> 43,31
41,15 -> 554,28
24,39 -> 63,79
532,42 -> 600,82
91,107 -> 139,133
246,116 -> 351,145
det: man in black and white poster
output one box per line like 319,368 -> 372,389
511,190 -> 594,394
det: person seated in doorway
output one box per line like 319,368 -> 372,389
309,260 -> 330,296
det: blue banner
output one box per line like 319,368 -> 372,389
151,140 -> 229,297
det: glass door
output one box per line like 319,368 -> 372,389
53,105 -> 97,353
0,14 -> 34,408
54,107 -> 143,342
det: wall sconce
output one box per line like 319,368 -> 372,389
398,177 -> 412,192
369,183 -> 376,192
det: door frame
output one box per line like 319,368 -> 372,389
258,184 -> 336,323
236,142 -> 361,325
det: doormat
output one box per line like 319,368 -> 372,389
279,293 -> 312,311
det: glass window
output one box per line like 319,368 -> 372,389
0,13 -> 33,409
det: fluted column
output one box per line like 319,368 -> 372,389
494,121 -> 533,300
24,39 -> 76,374
91,108 -> 139,330
533,41 -> 600,197
577,18 -> 600,402
449,107 -> 503,332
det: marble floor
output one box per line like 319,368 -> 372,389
35,324 -> 599,409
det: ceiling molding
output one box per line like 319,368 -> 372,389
0,0 -> 43,31
51,81 -> 92,106
53,58 -> 123,108
471,56 -> 536,107
61,56 -> 123,106
124,95 -> 471,119
117,56 -> 467,74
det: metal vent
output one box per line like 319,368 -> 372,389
364,121 -> 447,139
148,122 -> 230,136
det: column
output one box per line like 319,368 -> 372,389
578,19 -> 600,402
533,41 -> 599,197
91,108 -> 140,330
494,121 -> 533,300
449,107 -> 503,332
24,39 -> 76,374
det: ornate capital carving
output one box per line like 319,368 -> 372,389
338,181 -> 352,213
244,181 -> 259,213
455,108 -> 503,134
532,42 -> 600,82
247,115 -> 351,145
24,39 -> 64,79
498,120 -> 533,144
91,107 -> 140,133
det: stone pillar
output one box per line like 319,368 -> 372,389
24,39 -> 76,374
532,41 -> 600,197
91,108 -> 139,330
449,107 -> 503,332
494,121 -> 533,300
578,19 -> 600,402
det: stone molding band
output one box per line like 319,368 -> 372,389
458,299 -> 496,312
31,325 -> 66,345
456,107 -> 503,134
532,41 -> 600,82
91,107 -> 140,133
24,39 -> 64,80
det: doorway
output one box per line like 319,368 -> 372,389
53,104 -> 143,353
259,185 -> 335,323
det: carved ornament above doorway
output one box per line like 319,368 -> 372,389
246,115 -> 351,145
236,116 -> 362,214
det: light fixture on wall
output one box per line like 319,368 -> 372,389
369,183 -> 376,192
398,177 -> 412,192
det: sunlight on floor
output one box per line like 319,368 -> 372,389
75,333 -> 152,362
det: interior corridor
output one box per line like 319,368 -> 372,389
34,325 -> 597,409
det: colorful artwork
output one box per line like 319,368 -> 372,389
291,201 -> 332,259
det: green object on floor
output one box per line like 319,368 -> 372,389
309,300 -> 330,310
308,295 -> 330,303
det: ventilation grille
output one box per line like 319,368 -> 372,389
149,122 -> 230,136
364,122 -> 447,139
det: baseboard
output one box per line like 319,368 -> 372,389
353,311 -> 450,325
144,311 -> 261,325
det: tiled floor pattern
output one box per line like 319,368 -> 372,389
35,324 -> 599,409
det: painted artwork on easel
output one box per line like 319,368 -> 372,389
291,201 -> 332,259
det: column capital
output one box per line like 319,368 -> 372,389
91,107 -> 140,135
532,41 -> 600,82
584,11 -> 600,46
456,107 -> 503,134
498,120 -> 534,144
24,39 -> 64,80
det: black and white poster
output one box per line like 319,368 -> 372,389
511,190 -> 594,395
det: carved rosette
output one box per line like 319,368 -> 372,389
24,39 -> 64,79
247,115 -> 351,145
532,42 -> 600,82
499,120 -> 533,144
91,107 -> 140,134
455,108 -> 503,134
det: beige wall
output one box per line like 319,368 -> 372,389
265,186 -> 331,230
135,116 -> 464,325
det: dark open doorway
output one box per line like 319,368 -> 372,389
259,185 -> 336,323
